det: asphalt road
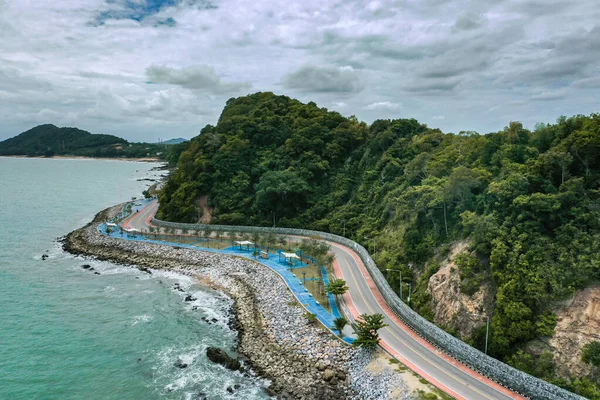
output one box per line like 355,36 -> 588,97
330,244 -> 521,400
126,200 -> 522,400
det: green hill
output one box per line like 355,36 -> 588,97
0,124 -> 167,159
157,92 -> 600,397
158,138 -> 187,145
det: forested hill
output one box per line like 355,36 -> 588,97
0,124 -> 168,159
158,92 -> 600,397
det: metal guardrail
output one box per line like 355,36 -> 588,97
150,217 -> 584,400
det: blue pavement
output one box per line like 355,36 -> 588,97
97,204 -> 354,344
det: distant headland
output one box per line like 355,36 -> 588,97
0,124 -> 187,161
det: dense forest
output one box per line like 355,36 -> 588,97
0,124 -> 181,159
158,92 -> 600,397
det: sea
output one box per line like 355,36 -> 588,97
0,157 -> 268,400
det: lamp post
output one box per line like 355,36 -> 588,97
385,268 -> 403,300
406,283 -> 412,305
471,313 -> 490,355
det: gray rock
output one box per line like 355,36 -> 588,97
206,347 -> 241,371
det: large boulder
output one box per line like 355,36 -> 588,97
206,347 -> 241,371
323,369 -> 335,381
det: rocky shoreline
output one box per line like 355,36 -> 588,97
63,204 -> 410,400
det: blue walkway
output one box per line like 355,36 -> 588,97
98,206 -> 354,344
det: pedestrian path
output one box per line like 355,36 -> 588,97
98,203 -> 355,344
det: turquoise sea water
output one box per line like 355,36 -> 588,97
0,158 -> 267,400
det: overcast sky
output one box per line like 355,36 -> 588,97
1,0 -> 599,142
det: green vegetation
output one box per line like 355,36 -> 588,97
0,123 -> 180,161
326,279 -> 349,296
583,341 -> 600,368
353,313 -> 388,349
157,92 -> 600,394
303,312 -> 317,325
333,317 -> 348,336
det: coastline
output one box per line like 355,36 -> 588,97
0,155 -> 162,162
63,203 -> 413,399
63,204 -> 354,399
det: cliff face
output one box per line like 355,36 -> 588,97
548,285 -> 600,381
427,241 -> 494,339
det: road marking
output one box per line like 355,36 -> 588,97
135,202 -> 519,400
341,255 -> 498,400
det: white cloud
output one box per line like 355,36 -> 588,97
283,65 -> 364,93
365,101 -> 402,111
146,64 -> 250,93
0,0 -> 599,141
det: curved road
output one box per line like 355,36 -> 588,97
126,201 -> 523,400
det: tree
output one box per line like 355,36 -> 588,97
582,341 -> 600,368
203,227 -> 213,247
277,236 -> 287,250
254,170 -> 310,220
353,313 -> 388,349
265,232 -> 276,252
227,231 -> 236,245
333,317 -> 348,336
326,279 -> 349,296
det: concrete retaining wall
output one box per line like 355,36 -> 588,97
150,217 -> 583,400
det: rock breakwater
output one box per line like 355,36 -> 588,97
63,204 -> 410,399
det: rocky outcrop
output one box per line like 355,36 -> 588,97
206,347 -> 241,371
548,285 -> 600,381
427,241 -> 493,339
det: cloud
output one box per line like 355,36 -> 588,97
1,0 -> 600,142
453,12 -> 485,31
93,0 -> 216,25
284,65 -> 364,93
146,65 -> 251,94
530,90 -> 567,101
365,101 -> 402,111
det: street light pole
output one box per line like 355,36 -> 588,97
385,269 -> 403,300
407,283 -> 412,305
472,313 -> 490,355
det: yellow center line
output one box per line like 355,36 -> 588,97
340,254 -> 499,400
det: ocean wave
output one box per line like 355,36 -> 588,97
131,314 -> 153,326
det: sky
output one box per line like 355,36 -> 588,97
0,0 -> 599,142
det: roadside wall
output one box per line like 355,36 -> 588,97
150,217 -> 584,400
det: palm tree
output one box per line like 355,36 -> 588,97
333,317 -> 348,336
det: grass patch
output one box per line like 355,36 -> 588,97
416,390 -> 439,400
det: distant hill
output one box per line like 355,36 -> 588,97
158,138 -> 187,145
0,124 -> 163,159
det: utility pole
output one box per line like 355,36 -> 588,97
472,313 -> 490,355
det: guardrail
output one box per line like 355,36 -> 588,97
150,217 -> 584,400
